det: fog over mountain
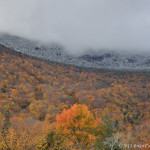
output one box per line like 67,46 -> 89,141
0,0 -> 150,55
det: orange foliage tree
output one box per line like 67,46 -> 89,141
56,104 -> 102,149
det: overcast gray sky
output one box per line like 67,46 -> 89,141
0,0 -> 150,54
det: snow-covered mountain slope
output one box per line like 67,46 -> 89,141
0,33 -> 150,70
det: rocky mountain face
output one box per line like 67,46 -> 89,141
0,33 -> 150,70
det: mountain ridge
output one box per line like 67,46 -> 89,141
0,33 -> 150,70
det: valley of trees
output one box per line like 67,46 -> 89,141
0,45 -> 150,149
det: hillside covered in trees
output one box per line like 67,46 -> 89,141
0,45 -> 150,149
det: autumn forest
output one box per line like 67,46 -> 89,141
0,45 -> 150,150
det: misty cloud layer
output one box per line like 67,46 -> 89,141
0,0 -> 150,54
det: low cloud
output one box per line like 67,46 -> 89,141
0,0 -> 150,54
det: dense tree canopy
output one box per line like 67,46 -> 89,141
0,45 -> 149,149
